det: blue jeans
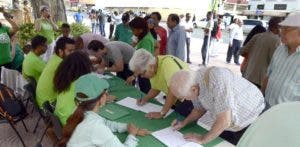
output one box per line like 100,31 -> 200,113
99,22 -> 106,36
92,23 -> 97,34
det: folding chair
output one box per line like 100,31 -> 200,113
0,86 -> 29,147
35,101 -> 62,147
23,77 -> 46,133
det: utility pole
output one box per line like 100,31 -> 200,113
204,0 -> 218,65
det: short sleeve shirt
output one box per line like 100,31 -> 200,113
22,51 -> 46,82
192,67 -> 265,131
136,32 -> 155,55
54,82 -> 76,125
150,55 -> 189,94
37,19 -> 55,44
0,26 -> 12,65
114,23 -> 133,45
104,41 -> 135,64
36,54 -> 62,108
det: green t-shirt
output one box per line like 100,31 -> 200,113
114,23 -> 133,45
150,56 -> 189,94
0,26 -> 12,65
54,83 -> 76,126
136,32 -> 155,55
37,19 -> 55,44
22,51 -> 46,82
9,44 -> 24,70
36,54 -> 62,108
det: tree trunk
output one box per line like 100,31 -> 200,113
30,0 -> 67,22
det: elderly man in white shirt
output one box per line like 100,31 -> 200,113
181,13 -> 193,63
170,67 -> 265,145
226,18 -> 243,65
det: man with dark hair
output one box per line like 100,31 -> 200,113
201,11 -> 213,66
114,12 -> 133,45
151,11 -> 167,55
22,35 -> 47,82
88,40 -> 135,81
181,13 -> 193,63
240,17 -> 282,88
36,37 -> 76,108
60,23 -> 71,38
166,13 -> 186,61
98,9 -> 106,36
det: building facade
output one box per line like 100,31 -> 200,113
244,0 -> 300,17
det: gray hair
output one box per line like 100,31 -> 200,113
129,49 -> 156,72
169,70 -> 199,98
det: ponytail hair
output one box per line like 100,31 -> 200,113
58,92 -> 106,147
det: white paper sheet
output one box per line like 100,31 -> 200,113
116,97 -> 173,117
152,127 -> 203,147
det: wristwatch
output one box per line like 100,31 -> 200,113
160,111 -> 166,117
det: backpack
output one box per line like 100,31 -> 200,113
0,83 -> 26,118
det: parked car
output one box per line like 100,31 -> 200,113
192,18 -> 208,28
242,19 -> 267,34
193,18 -> 225,30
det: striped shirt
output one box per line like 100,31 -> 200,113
192,67 -> 265,132
167,25 -> 186,61
265,45 -> 300,107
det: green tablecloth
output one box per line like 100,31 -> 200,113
100,76 -> 223,147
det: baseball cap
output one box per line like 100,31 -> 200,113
279,12 -> 300,27
75,73 -> 109,102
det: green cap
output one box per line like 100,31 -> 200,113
75,73 -> 109,102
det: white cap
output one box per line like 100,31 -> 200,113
279,12 -> 300,27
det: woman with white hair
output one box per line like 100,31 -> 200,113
127,49 -> 193,119
34,5 -> 58,62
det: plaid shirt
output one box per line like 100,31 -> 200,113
192,67 -> 265,131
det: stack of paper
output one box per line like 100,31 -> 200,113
152,127 -> 203,147
116,97 -> 174,118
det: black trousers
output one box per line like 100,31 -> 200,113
138,76 -> 151,94
226,39 -> 242,64
172,100 -> 194,117
109,24 -> 115,39
116,64 -> 133,82
201,36 -> 210,64
186,38 -> 191,62
219,126 -> 248,145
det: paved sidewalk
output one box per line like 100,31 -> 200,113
188,37 -> 243,75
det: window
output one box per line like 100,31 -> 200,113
274,4 -> 287,10
243,20 -> 263,26
248,5 -> 251,10
257,4 -> 264,10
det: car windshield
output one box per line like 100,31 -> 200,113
243,20 -> 262,25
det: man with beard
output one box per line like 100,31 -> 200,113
36,37 -> 76,108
